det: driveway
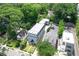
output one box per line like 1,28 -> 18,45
44,24 -> 58,47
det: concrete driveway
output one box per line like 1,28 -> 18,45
44,24 -> 58,47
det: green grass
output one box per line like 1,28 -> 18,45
6,40 -> 21,48
0,37 -> 27,49
23,43 -> 36,54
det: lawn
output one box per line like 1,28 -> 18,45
0,36 -> 27,49
0,37 -> 36,54
6,40 -> 21,48
23,42 -> 36,54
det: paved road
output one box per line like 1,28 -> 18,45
44,24 -> 58,47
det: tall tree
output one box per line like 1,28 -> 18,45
76,18 -> 79,40
51,4 -> 77,23
37,41 -> 57,56
21,4 -> 49,29
58,20 -> 64,38
0,4 -> 24,39
21,4 -> 39,29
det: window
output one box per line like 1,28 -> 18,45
66,45 -> 71,49
65,49 -> 71,52
63,42 -> 65,45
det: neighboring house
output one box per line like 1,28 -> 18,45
27,23 -> 45,44
65,22 -> 74,28
58,30 -> 75,56
17,28 -> 27,40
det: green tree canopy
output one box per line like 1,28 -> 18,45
51,4 -> 77,23
58,20 -> 65,38
0,4 -> 24,30
0,4 -> 24,39
76,18 -> 79,39
37,41 -> 57,56
21,4 -> 40,29
21,4 -> 49,29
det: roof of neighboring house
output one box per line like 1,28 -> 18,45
65,22 -> 74,28
62,30 -> 74,44
28,23 -> 45,35
17,30 -> 27,39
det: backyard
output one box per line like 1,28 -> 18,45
23,43 -> 36,54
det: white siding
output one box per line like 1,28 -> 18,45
65,43 -> 74,56
27,33 -> 38,44
37,27 -> 45,39
27,26 -> 45,44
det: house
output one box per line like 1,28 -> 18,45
27,23 -> 45,44
17,28 -> 27,40
39,19 -> 50,25
65,22 -> 74,29
58,30 -> 75,56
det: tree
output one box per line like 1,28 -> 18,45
76,18 -> 79,43
58,20 -> 64,38
37,41 -> 57,56
50,15 -> 55,23
51,4 -> 77,23
21,4 -> 40,29
0,16 -> 9,36
0,20 -> 7,34
39,4 -> 48,14
20,40 -> 27,50
0,4 -> 24,39
21,4 -> 49,29
0,4 -> 24,28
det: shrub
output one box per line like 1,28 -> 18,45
20,40 -> 27,50
50,15 -> 55,23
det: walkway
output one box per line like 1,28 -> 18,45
44,24 -> 58,47
72,29 -> 79,56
